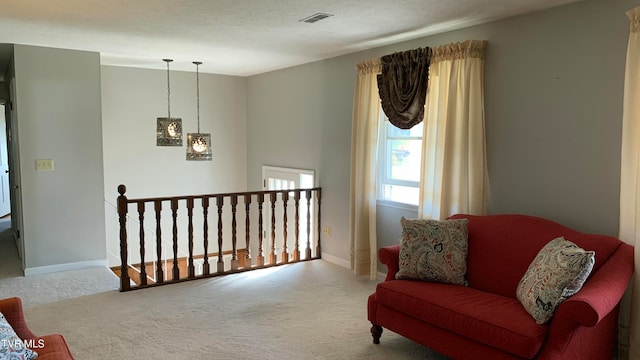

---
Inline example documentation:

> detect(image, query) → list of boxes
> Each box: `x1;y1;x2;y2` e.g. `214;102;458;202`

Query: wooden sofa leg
371;323;383;344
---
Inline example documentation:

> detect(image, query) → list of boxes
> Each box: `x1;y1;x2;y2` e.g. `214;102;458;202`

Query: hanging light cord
163;59;173;119
194;61;202;133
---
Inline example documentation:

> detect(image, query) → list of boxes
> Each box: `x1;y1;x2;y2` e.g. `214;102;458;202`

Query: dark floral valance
377;47;432;129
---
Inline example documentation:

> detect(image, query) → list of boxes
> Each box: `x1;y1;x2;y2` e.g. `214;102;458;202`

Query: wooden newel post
117;185;130;291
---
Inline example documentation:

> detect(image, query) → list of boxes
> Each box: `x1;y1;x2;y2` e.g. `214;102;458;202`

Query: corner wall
13;45;106;272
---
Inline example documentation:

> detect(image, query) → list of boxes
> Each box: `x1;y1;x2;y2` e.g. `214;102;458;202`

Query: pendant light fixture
186;61;212;161
156;58;183;146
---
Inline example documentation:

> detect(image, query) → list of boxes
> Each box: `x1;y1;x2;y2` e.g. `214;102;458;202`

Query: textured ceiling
0;0;580;76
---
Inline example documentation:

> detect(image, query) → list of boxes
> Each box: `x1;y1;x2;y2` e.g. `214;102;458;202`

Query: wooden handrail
117;184;322;291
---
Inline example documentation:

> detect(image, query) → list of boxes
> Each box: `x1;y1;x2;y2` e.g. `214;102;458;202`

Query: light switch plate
35;159;54;171
322;225;332;237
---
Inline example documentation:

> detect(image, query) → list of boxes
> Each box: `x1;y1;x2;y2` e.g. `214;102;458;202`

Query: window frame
376;112;422;209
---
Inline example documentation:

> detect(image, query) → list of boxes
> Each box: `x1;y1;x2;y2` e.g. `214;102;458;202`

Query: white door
0;105;10;217
8;78;25;267
262;166;314;263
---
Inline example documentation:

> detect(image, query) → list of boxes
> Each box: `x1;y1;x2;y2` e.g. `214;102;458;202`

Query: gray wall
247;0;636;265
13;45;106;270
482;0;628;235
101;65;247;199
100;65;248;266
247;59;356;265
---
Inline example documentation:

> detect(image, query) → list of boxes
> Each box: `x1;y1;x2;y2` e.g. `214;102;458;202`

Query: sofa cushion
517;237;595;324
0;312;38;360
449;214;620;299
396;218;469;285
375;280;547;359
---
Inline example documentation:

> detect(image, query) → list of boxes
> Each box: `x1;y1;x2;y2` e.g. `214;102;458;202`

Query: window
377;112;423;206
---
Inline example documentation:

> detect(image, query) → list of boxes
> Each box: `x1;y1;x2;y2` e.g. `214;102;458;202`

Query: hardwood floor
110;249;249;285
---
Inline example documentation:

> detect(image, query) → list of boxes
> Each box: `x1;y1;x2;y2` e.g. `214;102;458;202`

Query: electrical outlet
35;159;54;171
322;225;332;237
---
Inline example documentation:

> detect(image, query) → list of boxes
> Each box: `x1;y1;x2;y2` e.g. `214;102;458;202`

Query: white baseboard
24;258;108;276
321;253;350;269
319;253;387;280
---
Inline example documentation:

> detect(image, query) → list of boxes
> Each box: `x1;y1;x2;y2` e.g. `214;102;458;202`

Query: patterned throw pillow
396;217;469;285
0;312;38;359
516;237;595;324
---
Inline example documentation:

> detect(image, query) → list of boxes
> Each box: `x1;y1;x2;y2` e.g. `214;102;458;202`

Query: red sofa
368;214;634;360
0;297;74;359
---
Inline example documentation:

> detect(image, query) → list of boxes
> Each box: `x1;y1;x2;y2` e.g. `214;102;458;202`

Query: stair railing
106;200;197;285
117;184;322;291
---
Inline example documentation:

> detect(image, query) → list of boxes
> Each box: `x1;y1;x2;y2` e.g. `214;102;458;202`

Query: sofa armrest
0;297;37;339
553;242;634;327
379;245;400;282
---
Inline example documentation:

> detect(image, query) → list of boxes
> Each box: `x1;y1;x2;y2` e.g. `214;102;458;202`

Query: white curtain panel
618;6;640;359
419;40;488;220
349;59;381;279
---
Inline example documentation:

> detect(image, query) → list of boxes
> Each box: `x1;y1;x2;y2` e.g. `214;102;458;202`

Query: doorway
262;166;315;262
0;102;20;277
0;104;10;217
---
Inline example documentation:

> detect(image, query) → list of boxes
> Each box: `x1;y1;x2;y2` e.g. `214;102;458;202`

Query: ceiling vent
299;12;334;24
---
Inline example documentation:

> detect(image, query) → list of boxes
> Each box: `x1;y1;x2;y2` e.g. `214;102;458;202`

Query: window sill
376;199;418;212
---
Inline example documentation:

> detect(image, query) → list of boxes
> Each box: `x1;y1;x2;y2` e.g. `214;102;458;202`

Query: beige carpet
2;260;449;359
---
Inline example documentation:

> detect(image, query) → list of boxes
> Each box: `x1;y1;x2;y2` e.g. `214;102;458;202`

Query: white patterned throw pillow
396;217;469;286
516;237;595;324
0;312;38;359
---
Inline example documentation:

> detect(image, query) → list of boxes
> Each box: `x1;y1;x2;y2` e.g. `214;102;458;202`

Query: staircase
110;249;249;285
